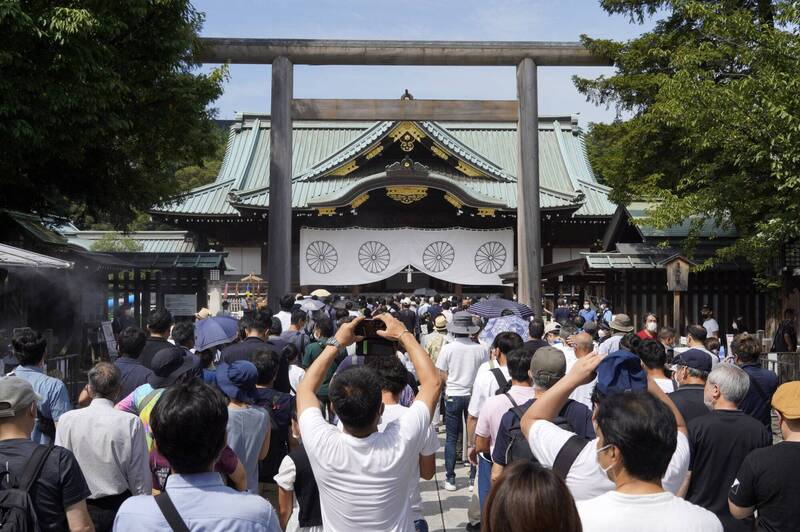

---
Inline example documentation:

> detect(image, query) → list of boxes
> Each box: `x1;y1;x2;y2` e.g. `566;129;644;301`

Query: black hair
619;332;642;353
171;321;195;347
11;328;47;366
197;348;215;370
221;300;229;309
253;348;281;385
280;294;296;312
118;326;147;359
687;324;707;342
335;308;349;321
506;348;534;382
658;326;676;341
642;312;657;324
731;333;761;363
574;315;585;328
290;309;307;326
636;339;666;370
314;317;334;338
433;294;442;303
442;300;451;310
492;331;524;357
364;355;408;395
282;343;300;363
329;366;382;431
146;307;174;334
595;392;677;482
270;317;282;336
345;301;353;310
528;318;545;340
151;381;228;474
246;310;272;333
784;308;795;318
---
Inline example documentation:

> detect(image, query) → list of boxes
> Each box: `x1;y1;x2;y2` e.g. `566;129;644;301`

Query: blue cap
216;361;259;404
596;350;647;396
672;348;712;373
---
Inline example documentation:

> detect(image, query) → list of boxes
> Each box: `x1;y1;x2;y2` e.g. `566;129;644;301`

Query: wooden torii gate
197;38;611;317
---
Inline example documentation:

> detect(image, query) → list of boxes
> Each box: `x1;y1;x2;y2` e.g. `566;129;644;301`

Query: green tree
0;1;227;228
89;233;143;252
578;0;800;284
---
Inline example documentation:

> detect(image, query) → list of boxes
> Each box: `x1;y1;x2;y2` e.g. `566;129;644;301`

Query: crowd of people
0;292;798;532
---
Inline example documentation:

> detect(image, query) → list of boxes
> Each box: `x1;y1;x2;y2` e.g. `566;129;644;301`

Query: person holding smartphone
295;314;442;532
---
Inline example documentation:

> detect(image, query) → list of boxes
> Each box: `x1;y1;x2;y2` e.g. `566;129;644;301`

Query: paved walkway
420;431;475;532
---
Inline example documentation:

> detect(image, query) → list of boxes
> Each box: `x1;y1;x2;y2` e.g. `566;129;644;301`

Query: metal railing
45;353;84;403
761;352;800;384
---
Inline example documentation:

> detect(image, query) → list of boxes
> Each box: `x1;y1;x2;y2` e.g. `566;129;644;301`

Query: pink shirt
475;385;536;454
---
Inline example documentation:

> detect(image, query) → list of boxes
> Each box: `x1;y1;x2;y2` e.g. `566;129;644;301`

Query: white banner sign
300;227;514;286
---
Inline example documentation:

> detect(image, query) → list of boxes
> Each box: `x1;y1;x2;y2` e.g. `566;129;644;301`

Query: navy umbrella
195;316;239;351
467;298;534;319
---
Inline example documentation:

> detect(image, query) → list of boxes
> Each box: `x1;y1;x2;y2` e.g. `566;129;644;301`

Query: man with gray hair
56;362;151;531
680;364;772;532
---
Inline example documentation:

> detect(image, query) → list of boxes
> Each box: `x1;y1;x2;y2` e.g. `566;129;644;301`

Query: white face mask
646;321;658;333
598;330;608;339
596;444;615;475
731;322;738;330
583;304;590;310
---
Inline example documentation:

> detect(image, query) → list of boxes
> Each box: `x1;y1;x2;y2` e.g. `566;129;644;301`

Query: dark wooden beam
197;38;611;67
517;57;542;317
267;57;293;313
291;98;519;121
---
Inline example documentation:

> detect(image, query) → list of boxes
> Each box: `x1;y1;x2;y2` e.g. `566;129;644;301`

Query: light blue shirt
579;308;597;324
113;472;281;532
12;365;71;445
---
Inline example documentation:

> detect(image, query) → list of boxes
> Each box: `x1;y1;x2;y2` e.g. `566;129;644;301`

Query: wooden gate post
267;56;293;312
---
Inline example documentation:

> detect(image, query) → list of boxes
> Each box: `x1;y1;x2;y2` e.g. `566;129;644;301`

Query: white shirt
674;346;719;366
527;420;690;501
703;318;720;337
577;491;722;532
299;401;431;532
276;311;292;334
379;404;439;521
597;334;624;355
274;456;325;532
55;397;151;498
288;365;305;395
654;378;675;394
467;361;509;417
436;338;489;397
564;350;595;409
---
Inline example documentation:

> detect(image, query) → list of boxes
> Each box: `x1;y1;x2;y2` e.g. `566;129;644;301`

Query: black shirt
0;439;91;531
668;384;710;425
222;337;290;393
687;410;772;532
522;339;548;353
738;364;779;428
114;357;153;401
138;336;171;370
397;309;418;334
729;441;800;532
770;319;797;352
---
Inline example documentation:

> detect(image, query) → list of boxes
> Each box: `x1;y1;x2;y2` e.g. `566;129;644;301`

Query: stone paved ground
420;431;474;532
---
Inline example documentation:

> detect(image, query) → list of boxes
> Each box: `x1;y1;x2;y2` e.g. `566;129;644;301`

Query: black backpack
490;368;512;395
503;400;586;477
0;445;53;531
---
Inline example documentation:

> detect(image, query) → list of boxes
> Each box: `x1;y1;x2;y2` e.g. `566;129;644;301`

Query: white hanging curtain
299;227;514;286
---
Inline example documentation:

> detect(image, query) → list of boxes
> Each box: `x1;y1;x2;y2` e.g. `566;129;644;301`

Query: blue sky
193;1;655;127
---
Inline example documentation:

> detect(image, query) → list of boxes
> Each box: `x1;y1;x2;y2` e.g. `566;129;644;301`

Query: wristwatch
325;337;342;349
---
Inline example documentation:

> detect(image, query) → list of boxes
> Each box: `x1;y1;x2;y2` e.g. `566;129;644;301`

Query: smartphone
357;337;398;356
354;319;387;338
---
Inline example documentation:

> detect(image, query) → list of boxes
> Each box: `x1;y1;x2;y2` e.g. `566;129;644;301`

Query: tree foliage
89;233;143;253
0;0;227;228
578;0;800;284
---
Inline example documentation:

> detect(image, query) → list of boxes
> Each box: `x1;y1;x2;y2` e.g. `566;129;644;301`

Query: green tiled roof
154;115;616;218
626;201;738;239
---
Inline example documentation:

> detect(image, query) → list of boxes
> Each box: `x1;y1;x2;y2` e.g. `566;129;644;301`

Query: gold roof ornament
330;160;358;176
350;193;369;209
386;186;428;205
317;207;337;216
477;208;496;217
444;193;463;209
389;121;426;153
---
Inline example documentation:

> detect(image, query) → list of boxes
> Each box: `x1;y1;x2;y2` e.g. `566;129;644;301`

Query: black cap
148;346;197;388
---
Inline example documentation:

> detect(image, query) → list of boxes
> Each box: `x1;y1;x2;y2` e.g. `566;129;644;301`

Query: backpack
0;445;53;531
490;368;512;395
503;400;584;477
